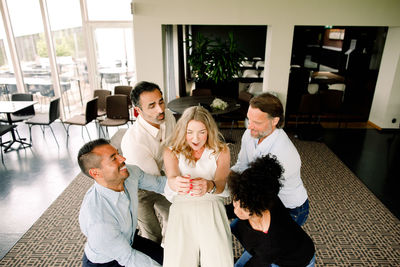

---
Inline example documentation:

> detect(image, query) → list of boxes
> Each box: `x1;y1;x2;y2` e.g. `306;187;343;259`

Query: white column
133;19;164;88
369;27;400;129
263;23;294;110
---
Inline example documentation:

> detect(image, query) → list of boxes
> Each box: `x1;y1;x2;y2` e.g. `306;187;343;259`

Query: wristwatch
209;180;216;194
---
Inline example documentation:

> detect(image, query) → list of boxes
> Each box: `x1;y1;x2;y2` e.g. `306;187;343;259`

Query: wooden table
0;101;37;152
168;96;239;115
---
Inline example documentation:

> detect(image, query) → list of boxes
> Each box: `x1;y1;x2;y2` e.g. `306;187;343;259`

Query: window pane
7;0;53;110
47;0;90;116
94;28;135;90
87;0;132;21
0;10;16;101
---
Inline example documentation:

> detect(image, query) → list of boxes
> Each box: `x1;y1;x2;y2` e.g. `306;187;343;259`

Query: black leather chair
320;89;344;127
93;89;111;117
191;88;212;96
216;91;253;142
99;95;129;137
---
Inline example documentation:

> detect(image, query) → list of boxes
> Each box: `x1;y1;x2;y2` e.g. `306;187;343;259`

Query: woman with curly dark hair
228;155;315;267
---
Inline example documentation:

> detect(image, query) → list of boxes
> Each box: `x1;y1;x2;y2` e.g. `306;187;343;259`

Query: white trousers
163;194;233;267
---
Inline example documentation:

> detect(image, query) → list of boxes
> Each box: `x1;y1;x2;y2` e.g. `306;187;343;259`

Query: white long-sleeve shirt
121;109;176;176
231;128;308;209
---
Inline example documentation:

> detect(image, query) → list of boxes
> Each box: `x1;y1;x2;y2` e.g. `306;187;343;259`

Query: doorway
287;26;388;126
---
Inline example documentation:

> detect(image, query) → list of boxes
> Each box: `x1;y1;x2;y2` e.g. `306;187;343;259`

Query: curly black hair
228;154;284;216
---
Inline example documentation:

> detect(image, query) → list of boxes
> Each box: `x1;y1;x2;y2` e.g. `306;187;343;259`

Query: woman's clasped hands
172;174;209;197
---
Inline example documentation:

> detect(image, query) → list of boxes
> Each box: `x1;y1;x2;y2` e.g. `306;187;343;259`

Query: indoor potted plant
186;32;244;98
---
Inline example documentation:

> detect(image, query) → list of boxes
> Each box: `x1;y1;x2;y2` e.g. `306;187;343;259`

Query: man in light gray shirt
230;93;309;267
78;139;166;267
232;92;309;224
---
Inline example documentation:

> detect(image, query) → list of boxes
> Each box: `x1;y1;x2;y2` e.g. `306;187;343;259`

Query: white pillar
263;24;294;110
369;27;400;129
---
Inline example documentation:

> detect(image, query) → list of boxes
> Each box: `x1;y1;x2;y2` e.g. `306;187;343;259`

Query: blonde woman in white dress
163;106;233;267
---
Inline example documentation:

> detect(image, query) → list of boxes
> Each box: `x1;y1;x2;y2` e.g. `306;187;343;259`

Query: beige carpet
1;129;399;266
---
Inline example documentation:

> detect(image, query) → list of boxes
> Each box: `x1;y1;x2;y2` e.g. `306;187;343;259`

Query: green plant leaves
186;32;244;84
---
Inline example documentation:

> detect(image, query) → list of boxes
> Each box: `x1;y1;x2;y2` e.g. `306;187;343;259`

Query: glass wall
0;0;135;117
7;0;51;109
47;0;89;115
94;28;135;90
0;11;15;101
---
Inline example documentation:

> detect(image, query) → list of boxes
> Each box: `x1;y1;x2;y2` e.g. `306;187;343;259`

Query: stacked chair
114;85;134;122
63;97;98;145
99;94;130;137
93;89;111;117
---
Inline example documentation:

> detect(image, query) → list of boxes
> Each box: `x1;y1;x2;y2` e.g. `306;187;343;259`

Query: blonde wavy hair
168;106;227;165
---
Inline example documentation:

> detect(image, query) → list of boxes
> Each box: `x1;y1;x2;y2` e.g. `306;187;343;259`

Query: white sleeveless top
164;147;230;202
178;147;217;181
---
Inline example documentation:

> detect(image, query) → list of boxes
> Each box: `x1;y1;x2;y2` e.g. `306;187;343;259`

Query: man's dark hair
250;93;285;128
130;81;162;108
228;154;283;216
77;138;110;178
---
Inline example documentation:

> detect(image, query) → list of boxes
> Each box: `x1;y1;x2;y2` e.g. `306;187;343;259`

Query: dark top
232;198;315;267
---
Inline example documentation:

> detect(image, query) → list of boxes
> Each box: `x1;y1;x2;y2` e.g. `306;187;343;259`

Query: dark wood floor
321;127;400;219
0;119;398;260
286;124;400;220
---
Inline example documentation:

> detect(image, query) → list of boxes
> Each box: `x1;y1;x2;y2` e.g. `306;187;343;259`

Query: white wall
133;0;400;128
369;27;400;129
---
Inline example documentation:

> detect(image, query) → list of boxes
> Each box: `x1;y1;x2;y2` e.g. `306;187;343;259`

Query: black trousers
82;232;163;267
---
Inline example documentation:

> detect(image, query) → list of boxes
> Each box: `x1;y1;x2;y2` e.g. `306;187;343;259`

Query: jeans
270;254;315;267
235;252;315;267
288;199;309;226
82;231;163;267
234;249;252;267
232;199;310;267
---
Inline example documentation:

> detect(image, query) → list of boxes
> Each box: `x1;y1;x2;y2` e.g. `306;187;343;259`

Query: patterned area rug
1;129;399;266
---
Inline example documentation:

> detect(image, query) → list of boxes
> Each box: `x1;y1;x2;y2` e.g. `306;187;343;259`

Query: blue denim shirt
79;165;166;267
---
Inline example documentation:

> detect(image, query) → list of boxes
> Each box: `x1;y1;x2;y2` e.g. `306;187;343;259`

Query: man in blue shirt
78;139;166;267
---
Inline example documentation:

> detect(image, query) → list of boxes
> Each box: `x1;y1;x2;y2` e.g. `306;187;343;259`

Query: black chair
295;93;323;141
320;89;344;127
64;98;98;144
25;98;61;146
217;91;252;142
0;93;35;123
93;89;111;117
0;124;16;164
99;95;129;137
295;93;321;127
114;85;134;122
114;85;133;105
191;88;212;96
